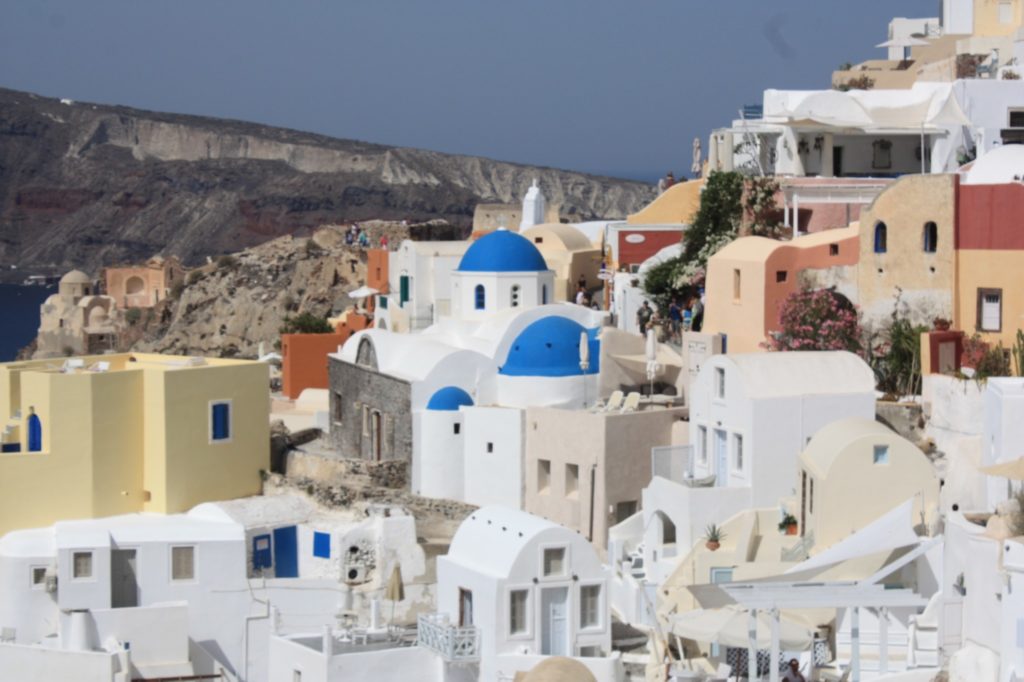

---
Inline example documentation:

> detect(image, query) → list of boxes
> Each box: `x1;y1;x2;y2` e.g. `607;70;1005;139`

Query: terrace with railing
416;613;480;663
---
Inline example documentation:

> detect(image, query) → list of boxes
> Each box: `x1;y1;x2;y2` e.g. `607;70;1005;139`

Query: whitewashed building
688;351;877;507
982;377;1024;508
376;240;470;332
436;507;622;682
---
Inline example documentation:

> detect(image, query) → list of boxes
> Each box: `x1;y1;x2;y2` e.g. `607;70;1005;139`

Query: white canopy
671;605;813;650
876;37;929;48
348;285;379;299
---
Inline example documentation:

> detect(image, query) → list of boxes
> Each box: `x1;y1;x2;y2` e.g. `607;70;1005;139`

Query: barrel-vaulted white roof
445;506;604;580
718;351;875;399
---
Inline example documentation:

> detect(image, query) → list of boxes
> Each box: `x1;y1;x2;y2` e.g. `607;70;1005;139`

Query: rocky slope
0;87;654;278
131;221;430;358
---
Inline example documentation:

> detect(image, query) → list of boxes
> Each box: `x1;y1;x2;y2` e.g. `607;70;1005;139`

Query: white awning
671;605;814;650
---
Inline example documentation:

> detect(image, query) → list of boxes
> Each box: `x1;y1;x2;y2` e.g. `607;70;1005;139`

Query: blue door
272;526;298;578
27;413;42;452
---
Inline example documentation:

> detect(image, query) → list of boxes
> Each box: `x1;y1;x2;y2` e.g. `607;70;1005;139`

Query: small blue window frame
313;532;331;559
474;284;486;310
874;222;888;254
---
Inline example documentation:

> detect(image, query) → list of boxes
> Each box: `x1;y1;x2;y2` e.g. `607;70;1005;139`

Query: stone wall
328;357;412;462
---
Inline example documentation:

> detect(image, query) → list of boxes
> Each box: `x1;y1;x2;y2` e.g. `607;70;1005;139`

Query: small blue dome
500;317;600;377
457;230;548;273
426;386;475;411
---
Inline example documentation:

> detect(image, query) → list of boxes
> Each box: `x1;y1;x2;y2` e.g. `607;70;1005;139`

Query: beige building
856;174;957;330
521;223;603;301
35;271;121;358
104;255;185;308
524;404;687;551
798;418;940;549
472;203;561;235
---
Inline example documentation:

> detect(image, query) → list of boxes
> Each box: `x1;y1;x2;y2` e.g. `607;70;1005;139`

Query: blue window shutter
212;403;230;440
475;285;486;310
313;532;331;558
27;414;42;452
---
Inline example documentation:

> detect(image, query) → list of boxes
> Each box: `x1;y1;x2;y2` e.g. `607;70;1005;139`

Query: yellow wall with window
0;354;269;535
973;0;1024;36
955;249;1024;349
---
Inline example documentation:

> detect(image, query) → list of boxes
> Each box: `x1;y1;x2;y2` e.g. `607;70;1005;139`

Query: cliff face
0;88;654;276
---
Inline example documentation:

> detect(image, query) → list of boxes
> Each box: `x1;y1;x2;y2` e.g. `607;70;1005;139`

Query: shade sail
876;37;929;48
980;457;1024;481
348;286;379;299
671;605;813;650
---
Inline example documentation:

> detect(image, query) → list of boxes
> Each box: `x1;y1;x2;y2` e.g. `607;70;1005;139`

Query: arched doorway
27;409;42;452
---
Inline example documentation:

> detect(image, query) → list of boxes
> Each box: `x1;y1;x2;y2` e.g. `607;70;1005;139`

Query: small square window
486;442;494;454
873;445;890;465
829;244;839;256
73;552;93;579
775;270;788;283
543;548;566;577
31;567;47;588
313;532;331;559
211;401;231;442
171;546;195;581
453;423;461;435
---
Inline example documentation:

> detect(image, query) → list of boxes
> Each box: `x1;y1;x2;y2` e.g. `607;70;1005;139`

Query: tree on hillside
643;171;744;306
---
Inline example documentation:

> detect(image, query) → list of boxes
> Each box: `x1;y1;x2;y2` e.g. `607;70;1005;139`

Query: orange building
281;313;372;399
104;256;186;308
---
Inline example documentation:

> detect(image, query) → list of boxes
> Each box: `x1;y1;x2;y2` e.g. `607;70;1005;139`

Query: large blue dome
500;317;600;377
426;386;475;411
457;230;549;273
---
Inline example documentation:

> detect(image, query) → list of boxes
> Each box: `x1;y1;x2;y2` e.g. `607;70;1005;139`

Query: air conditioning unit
343;563;369;585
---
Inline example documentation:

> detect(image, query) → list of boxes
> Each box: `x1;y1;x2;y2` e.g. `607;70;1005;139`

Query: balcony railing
417;614;479;663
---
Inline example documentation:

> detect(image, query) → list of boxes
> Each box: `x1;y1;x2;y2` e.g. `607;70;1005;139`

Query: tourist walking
668;299;682;343
689;294;704;332
636;300;653;334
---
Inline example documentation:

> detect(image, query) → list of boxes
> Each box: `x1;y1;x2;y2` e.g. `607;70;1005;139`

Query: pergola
685;537;938;681
780;180;890;240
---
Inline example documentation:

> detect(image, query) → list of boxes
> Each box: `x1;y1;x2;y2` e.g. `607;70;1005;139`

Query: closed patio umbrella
386;564;405;623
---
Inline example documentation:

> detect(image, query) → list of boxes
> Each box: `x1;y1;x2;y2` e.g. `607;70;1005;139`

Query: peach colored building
104;256;185;309
703;227;860;354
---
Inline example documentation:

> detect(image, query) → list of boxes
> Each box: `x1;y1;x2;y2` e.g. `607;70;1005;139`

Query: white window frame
578;582;604;631
539;544;570;580
208;399;234;445
170;545;197;583
71;551;94;582
999;0;1013;24
733;433;744;473
506;585;533;639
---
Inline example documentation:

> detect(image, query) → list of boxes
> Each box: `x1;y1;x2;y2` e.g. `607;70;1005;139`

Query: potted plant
932;317;951;332
704;524;725;551
779;513;798;535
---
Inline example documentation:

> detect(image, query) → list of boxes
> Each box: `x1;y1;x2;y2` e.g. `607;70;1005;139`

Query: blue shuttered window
211;402;230;441
313;532;331;558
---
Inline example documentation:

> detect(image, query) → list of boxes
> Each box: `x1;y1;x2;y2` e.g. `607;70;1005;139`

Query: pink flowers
766;288;863;353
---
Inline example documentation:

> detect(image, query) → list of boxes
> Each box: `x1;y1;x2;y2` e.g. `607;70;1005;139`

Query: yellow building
0;353;269;534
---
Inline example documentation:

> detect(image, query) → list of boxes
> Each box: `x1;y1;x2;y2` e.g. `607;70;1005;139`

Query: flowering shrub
767;288;863;353
960;334;990;369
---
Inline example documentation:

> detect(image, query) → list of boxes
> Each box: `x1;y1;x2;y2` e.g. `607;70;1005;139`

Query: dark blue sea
0;284;55;361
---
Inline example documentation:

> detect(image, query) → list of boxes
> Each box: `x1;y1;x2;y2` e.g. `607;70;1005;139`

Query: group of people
656;171;676;194
344;223;390;250
635;292;704;343
575;274;600;309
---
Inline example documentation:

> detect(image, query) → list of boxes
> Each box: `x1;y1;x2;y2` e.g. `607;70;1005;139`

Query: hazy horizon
1;1;933;182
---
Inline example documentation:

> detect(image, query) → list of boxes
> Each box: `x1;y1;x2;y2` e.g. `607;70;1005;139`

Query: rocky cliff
0;87;654;277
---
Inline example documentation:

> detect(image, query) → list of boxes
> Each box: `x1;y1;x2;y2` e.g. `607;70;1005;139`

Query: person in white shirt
782;658;807;682
575;286;586;306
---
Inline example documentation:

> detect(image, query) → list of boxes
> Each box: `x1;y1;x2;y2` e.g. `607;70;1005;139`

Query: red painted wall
957;183;1024;250
618;229;683;267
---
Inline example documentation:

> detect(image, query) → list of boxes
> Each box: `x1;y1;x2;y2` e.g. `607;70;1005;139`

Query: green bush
280;312;333;335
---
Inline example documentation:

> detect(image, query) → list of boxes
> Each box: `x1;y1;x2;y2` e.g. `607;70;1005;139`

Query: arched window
474;284;486;310
923;221;938;253
541;285;548;305
27;409;42;453
874;221;888;254
511;284;520;307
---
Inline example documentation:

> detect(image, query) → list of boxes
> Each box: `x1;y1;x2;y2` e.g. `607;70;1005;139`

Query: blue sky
0;0;932;181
